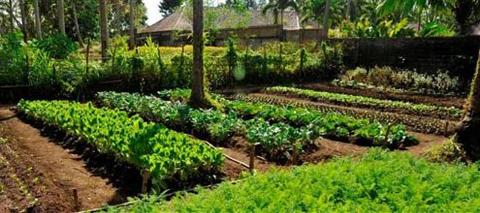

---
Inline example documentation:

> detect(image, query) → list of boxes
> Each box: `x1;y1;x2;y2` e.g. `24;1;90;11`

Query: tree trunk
19;0;29;41
34;0;42;39
273;9;279;25
72;1;84;47
323;0;330;38
8;0;14;32
280;10;284;27
454;50;480;160
57;0;65;34
99;0;109;62
189;0;212;108
346;0;351;20
129;0;136;50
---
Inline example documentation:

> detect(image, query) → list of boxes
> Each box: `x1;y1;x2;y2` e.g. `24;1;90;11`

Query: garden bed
301;82;466;108
237;93;456;135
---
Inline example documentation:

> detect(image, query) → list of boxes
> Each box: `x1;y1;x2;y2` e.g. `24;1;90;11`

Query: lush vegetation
108;149;480;212
17;100;224;189
0;33;343;96
97;91;315;161
265;86;462;119
237;93;450;135
333;66;464;96
157;89;418;148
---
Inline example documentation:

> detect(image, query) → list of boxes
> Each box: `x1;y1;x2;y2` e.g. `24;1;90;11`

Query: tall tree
71;0;84;46
454;50;480;160
189;0;213;108
323;0;330;37
262;0;298;26
34;0;42;39
99;0;108;62
129;0;136;50
57;0;66;34
159;0;184;16
19;0;29;41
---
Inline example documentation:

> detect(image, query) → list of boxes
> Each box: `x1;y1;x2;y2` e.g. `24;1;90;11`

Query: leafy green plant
265;86;463;119
17;100;224;190
109;149;480;212
156;89;418;148
32;34;78;59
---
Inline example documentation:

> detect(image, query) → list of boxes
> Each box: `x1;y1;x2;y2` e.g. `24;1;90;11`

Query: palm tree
302;0;336;39
99;0;109;62
262;0;299;26
454;50;480;160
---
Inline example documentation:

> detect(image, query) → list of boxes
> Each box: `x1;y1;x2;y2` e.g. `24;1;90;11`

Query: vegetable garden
1;30;479;213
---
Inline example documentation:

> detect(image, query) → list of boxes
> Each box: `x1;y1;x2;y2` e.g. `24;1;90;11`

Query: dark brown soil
0;107;125;211
301;82;466;109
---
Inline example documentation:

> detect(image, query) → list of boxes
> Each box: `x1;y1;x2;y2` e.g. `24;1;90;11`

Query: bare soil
0;107;125;212
300;83;466;109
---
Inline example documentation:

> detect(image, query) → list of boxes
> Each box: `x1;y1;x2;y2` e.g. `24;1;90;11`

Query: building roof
140;8;305;33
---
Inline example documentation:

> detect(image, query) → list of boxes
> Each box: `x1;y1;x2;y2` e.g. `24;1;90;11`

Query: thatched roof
140;8;305;33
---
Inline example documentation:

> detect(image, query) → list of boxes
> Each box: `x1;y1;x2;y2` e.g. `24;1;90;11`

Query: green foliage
32;34;78;59
110;149;480;212
334;66;463;96
340;18;415;38
157;89;418;148
0;32;28;85
266;86;463;119
97;91;313;160
17;100;224;189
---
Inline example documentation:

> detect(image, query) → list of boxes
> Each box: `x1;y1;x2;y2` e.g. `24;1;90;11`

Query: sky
144;0;226;26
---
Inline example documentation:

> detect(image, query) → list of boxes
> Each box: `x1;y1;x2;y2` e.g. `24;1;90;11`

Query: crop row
17;100;224;189
110;149;480;212
238;93;452;135
96;92;314;162
265;86;463;119
156;89;419;148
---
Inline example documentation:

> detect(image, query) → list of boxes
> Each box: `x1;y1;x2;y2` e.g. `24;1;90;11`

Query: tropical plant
262;0;299;25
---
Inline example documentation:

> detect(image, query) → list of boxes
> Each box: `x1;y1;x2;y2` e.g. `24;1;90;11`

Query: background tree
99;0;108;62
129;0;136;50
262;0;298;26
454;50;480;160
34;0;42;39
57;0;65;34
159;0;185;16
454;0;480;35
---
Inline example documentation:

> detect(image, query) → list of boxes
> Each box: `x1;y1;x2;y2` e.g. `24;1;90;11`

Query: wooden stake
291;143;298;165
444;121;450;136
249;144;255;173
72;188;80;211
141;169;150;193
384;124;392;146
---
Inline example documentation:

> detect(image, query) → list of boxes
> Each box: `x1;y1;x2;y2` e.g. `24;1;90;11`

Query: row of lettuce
265;86;463;119
16;100;224;190
97;90;418;155
0;33;343;96
107;149;480;212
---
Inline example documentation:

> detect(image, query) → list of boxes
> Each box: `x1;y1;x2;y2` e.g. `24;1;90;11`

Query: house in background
137;7;324;46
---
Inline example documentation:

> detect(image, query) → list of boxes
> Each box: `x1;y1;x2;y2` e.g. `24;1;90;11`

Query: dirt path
0;107;125;211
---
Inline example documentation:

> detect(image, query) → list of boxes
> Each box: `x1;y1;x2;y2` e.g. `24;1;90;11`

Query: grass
106;149;480;212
